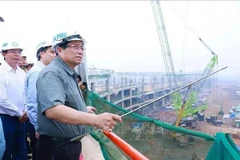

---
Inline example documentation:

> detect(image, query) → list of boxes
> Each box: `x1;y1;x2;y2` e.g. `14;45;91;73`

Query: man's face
40;47;56;65
78;80;83;87
80;85;86;91
2;49;22;65
57;40;84;68
19;56;27;67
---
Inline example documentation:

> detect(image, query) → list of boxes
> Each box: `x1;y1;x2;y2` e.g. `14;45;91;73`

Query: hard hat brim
1;48;24;53
67;38;83;42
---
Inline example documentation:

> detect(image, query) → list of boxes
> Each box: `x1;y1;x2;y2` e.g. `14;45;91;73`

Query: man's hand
35;132;39;139
86;106;97;114
93;113;122;131
18;112;28;123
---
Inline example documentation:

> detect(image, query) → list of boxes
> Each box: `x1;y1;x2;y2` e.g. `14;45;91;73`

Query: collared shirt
25;61;46;131
37;57;87;139
0;61;26;117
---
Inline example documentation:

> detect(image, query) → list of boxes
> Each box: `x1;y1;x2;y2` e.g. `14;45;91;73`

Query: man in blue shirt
25;41;56;160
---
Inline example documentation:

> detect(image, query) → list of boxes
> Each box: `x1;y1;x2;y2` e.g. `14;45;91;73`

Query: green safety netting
206;133;240;160
85;90;240;160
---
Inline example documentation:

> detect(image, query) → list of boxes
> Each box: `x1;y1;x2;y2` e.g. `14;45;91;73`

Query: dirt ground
199;81;240;146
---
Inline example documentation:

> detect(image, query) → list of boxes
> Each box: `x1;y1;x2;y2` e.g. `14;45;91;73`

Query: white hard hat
1;41;24;52
36;41;52;59
51;30;84;49
36;41;52;51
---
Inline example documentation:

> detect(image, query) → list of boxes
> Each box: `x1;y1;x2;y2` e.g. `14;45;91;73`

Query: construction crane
147;2;218;125
172;38;218;122
151;0;178;88
151;1;218;126
192;38;218;93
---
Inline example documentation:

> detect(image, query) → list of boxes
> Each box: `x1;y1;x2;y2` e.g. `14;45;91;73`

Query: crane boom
191;37;218;93
151;0;177;88
193;55;218;93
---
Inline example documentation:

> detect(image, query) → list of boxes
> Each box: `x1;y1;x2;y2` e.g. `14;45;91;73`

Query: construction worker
19;55;27;71
36;31;122;160
25;63;34;72
25;41;56;160
80;82;91;106
76;74;83;87
0;41;28;160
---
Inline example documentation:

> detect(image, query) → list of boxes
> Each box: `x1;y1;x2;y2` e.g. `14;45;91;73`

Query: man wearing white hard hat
36;31;122;160
25;41;56;160
0;41;28;160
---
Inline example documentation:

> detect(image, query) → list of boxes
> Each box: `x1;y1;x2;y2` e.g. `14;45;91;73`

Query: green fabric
87;90;239;160
82;89;91;106
206;133;240;160
90;130;129;160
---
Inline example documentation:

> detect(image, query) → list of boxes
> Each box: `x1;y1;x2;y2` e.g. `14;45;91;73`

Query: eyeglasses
67;44;85;51
7;50;22;54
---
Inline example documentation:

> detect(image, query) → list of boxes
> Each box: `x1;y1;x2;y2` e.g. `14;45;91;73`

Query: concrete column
162;91;165;106
113;77;115;88
107;94;110;102
121;77;124;87
91;82;96;92
122;101;124;108
130;88;133;106
125;77;128;86
155;76;158;89
106;76;110;92
121;90;124;99
154;76;157;91
153;76;156;109
153;93;156;109
162;76;164;88
142;77;145;92
129;79;133;87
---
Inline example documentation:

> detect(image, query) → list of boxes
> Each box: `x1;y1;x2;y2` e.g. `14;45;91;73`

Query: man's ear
40;51;44;58
56;47;62;56
1;52;6;58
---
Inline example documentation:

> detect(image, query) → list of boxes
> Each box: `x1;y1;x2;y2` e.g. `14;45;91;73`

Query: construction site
1;1;239;160
79;1;240;159
76;73;240;160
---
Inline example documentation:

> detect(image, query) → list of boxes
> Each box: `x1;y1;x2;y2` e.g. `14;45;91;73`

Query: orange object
103;131;149;160
79;153;84;160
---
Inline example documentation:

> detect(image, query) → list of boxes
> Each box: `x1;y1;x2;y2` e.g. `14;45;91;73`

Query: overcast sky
0;1;239;78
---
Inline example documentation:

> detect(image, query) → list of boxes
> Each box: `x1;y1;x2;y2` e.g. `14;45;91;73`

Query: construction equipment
175;86;191;127
171;29;218;119
151;0;178;88
151;0;218;122
206;115;223;126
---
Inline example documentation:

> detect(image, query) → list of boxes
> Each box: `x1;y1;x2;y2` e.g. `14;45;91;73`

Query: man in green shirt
36;31;122;160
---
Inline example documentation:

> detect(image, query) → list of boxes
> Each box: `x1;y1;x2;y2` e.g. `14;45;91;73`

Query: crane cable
181;2;190;73
167;3;199;39
167;3;219;114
